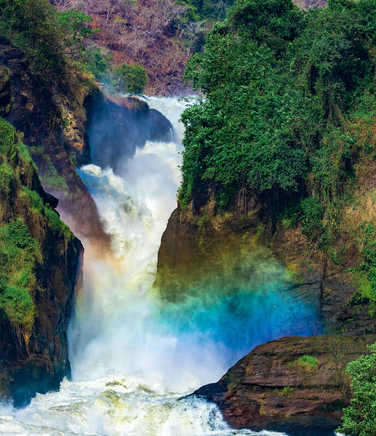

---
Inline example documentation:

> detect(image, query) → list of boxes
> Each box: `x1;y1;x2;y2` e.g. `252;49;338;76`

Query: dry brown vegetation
52;0;193;95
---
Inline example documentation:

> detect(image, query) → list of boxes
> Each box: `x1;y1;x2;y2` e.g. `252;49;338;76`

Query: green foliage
339;343;376;436
180;0;376;224
112;63;148;94
0;119;74;329
359;223;376;302
300;197;324;242
0;219;40;329
3;220;40;252
0;0;95;84
44;205;72;240
0;117;18;154
56;8;94;46
85;46;113;81
0;281;34;328
297;354;318;369
279;386;294;397
178;0;233;21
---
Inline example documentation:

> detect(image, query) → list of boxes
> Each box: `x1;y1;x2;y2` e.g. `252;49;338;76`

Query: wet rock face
157;187;376;431
0;121;83;407
1;234;82;407
155;189;264;299
194;335;375;436
85;91;173;173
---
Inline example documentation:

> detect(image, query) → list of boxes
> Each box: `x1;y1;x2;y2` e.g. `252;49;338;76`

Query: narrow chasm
0;95;322;435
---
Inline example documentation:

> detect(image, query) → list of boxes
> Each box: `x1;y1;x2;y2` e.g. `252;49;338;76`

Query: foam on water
0;96;319;435
0;376;285;435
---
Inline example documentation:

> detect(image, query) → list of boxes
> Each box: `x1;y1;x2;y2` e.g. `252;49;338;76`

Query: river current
0;97;321;435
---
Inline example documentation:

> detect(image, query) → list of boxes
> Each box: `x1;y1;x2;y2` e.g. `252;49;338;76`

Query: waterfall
0;96;320;435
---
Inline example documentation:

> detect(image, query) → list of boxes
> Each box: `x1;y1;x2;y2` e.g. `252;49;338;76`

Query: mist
69;96;321;394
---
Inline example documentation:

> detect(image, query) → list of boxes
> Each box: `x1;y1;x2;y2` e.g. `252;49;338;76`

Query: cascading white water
0;96;321;435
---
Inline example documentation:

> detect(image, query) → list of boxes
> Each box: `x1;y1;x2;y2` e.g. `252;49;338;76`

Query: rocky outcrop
157;177;376;430
0;119;82;406
0;37;172;250
0;35;110;247
194;335;375;436
156;180;375;334
156;190;266;299
85;91;173;173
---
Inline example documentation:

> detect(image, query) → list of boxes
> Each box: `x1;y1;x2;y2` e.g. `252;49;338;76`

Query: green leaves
339;343;376;436
57;8;94;44
0;0;97;86
112;63;148;95
0;219;39;329
180;0;376;219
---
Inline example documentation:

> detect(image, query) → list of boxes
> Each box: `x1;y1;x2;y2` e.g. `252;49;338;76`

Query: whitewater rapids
0;96;319;435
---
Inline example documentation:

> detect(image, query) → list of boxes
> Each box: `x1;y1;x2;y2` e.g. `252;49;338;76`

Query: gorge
0;94;321;435
1;0;376;435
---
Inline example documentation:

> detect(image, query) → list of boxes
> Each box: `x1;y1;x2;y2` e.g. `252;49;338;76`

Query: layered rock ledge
194;335;375;436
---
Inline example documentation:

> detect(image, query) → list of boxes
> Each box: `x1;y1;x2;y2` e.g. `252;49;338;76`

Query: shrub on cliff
112;63;148;95
0;220;40;330
179;0;233;21
339;343;376;436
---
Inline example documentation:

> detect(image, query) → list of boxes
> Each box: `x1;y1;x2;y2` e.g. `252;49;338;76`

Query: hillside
52;0;327;95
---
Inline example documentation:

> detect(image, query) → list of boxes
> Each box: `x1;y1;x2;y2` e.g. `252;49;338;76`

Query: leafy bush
179;0;233;21
297;354;318;369
300;197;324;242
112;63;148;94
0;117;18;154
279;386;294;397
85;46;113;81
359;223;376;302
339;343;376;436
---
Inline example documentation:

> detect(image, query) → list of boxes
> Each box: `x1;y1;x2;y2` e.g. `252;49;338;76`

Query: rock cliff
156;148;376;432
0;35;110;247
0;118;82;406
194;335;375;436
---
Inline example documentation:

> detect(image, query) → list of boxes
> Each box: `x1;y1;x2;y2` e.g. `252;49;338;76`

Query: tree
113;63;148;94
339;343;376;436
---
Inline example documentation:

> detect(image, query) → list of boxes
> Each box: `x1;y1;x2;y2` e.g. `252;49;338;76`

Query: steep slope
52;0;193;95
0;118;82;407
0;35;111;247
52;0;327;95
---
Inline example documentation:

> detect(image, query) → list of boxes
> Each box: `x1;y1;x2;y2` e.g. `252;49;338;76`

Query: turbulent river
0;97;321;436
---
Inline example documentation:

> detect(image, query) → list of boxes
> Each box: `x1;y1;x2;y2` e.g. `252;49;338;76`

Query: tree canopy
180;0;376;218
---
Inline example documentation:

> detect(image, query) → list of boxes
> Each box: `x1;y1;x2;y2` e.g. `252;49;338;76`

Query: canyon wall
0;35;110;247
0;119;82;406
